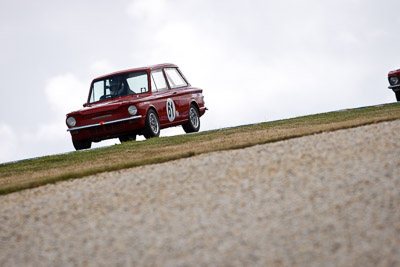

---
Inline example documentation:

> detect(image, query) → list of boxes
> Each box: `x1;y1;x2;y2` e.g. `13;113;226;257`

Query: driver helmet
109;78;121;92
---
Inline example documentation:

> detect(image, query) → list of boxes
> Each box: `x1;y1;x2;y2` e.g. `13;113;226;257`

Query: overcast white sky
0;0;399;163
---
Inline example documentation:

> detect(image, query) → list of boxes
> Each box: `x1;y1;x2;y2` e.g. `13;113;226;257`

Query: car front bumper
67;115;142;131
68;115;144;142
388;84;400;91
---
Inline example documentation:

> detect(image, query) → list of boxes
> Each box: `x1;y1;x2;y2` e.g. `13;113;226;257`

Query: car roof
93;63;178;80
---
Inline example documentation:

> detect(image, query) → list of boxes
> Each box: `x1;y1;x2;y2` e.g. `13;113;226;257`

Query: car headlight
66;117;76;127
389;76;399;85
128;105;137;116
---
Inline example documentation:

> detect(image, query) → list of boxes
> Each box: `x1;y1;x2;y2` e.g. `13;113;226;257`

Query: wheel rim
189;107;199;128
149;113;159;134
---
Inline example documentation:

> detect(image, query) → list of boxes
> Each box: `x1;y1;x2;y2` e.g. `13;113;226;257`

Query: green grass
1;103;400;195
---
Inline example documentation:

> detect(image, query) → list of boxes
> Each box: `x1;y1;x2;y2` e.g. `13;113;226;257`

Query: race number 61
166;98;176;122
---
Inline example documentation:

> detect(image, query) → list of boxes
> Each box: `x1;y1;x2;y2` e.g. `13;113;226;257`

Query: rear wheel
143;109;160;139
395;91;400;102
182;104;200;133
73;139;91;150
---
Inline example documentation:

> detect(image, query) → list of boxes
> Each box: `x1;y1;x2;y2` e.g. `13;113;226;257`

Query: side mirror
83;103;87;108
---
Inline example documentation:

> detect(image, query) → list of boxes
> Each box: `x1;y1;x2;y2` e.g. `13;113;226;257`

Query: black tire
395;91;400;102
143;109;160;139
119;134;136;143
73;139;91;150
182;104;200;133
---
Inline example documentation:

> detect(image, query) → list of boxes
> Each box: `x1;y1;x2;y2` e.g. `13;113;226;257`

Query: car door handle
173;92;177;94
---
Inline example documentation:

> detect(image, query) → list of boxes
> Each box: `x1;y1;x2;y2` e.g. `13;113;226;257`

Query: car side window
151;70;168;91
165;68;187;88
126;71;149;94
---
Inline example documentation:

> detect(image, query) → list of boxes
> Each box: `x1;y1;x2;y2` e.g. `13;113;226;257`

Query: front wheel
182;104;200;133
73;139;91;150
143;109;160;139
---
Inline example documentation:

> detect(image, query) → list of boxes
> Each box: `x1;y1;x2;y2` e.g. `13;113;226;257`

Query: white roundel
166;98;176;122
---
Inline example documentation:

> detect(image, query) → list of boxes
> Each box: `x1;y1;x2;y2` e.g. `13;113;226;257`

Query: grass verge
1;102;400;195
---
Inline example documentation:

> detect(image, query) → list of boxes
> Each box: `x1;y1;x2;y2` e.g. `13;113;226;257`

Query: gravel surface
1;120;400;266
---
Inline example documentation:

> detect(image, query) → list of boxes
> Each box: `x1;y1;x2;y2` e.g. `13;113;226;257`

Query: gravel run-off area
1;120;400;266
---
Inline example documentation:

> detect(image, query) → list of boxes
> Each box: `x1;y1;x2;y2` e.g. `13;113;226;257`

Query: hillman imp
66;63;207;150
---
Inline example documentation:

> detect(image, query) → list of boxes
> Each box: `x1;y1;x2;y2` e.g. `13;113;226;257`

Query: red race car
388;68;400;101
66;63;207;150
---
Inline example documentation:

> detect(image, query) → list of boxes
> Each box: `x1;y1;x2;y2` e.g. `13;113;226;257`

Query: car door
150;69;177;126
164;67;190;123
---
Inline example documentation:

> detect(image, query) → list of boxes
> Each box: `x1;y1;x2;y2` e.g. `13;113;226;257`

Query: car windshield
88;71;149;103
